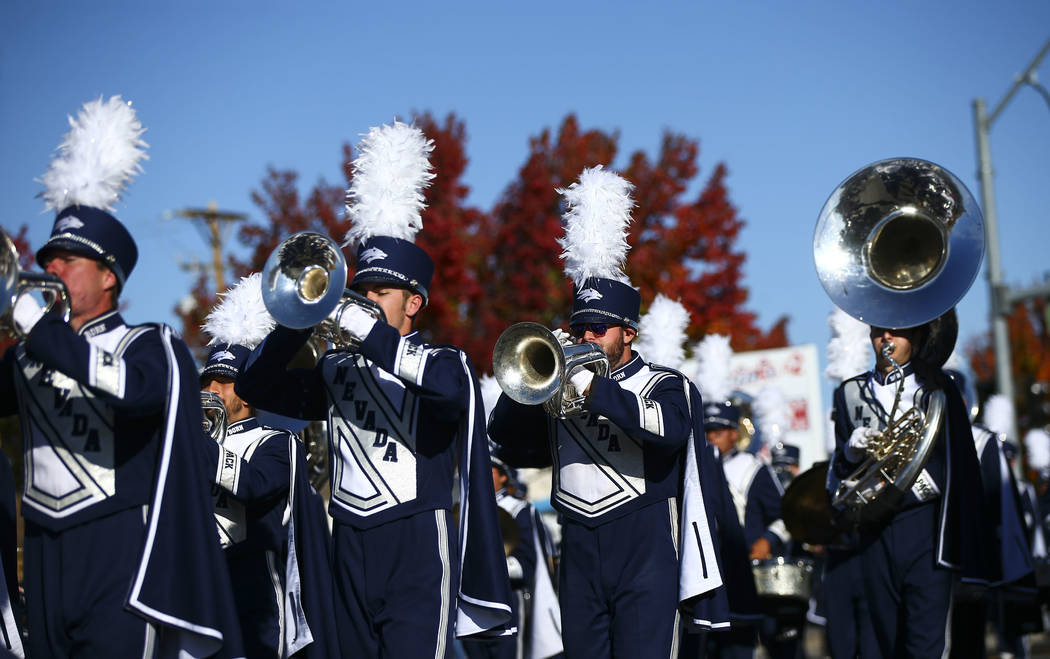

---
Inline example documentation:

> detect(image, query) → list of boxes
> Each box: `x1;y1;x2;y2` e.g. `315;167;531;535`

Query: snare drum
752;557;814;618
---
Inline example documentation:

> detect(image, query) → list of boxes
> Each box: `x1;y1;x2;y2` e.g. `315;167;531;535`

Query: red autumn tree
968;294;1050;431
175;112;790;374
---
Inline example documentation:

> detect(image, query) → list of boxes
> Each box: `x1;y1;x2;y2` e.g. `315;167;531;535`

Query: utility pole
173;201;247;293
973;37;1050;441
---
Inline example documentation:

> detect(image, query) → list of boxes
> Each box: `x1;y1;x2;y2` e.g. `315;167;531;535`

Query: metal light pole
972;38;1050;440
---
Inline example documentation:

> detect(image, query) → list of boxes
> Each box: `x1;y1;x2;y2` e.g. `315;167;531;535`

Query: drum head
781;461;840;545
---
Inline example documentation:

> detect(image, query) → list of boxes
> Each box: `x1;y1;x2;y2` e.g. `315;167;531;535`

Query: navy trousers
560;499;680;658
24;507;155;658
859;504;953;657
824;547;875;659
227;550;283;658
333;509;459;658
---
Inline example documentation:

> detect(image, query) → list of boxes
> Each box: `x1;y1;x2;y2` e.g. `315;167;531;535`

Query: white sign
729;344;825;471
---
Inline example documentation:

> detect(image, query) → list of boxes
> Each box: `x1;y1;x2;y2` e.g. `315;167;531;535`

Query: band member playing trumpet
489;167;727;657
0;97;242;657
199;273;337;658
237;122;513;656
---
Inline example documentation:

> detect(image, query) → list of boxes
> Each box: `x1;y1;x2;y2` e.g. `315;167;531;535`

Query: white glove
551;328;574;346
845;426;880;463
568;366;595;397
335;303;378;343
13;294;44;336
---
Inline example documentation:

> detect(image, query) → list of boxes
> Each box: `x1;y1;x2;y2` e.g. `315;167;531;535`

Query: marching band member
703;400;788;659
199;273;338;658
0;97;242;657
954;390;1039;657
237;122;513;656
769;443;801;490
489;169;728;657
827;315;992;657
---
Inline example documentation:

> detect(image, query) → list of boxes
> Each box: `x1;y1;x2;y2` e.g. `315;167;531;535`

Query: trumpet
0;229;70;339
492;322;609;418
260;231;385;349
201;391;228;444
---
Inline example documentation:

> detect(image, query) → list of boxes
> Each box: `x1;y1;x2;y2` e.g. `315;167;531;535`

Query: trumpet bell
492;322;609;418
0;229;70;338
261;232;348;330
813;158;984;329
493;322;565;406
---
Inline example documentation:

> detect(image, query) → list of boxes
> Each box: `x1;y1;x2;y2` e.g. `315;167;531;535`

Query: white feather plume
694;334;734;403
1025;428;1050;472
983;394;1015;440
39;95;148;213
478;374;504;419
635;295;691;369
825;307;871;383
202;273;274;349
557;165;635;287
754;385;790;444
343;121;434;246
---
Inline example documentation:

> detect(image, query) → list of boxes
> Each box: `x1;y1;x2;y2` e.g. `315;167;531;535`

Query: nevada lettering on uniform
325;353;418;515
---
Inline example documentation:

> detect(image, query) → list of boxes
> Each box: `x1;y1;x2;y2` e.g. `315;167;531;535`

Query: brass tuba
260;231;385;348
492;322;609;418
812;158;984;514
0;229;70;338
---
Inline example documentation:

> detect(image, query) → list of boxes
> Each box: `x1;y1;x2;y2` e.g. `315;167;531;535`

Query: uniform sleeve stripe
639;397;664;436
218;448;241;495
395;338;427;386
768;519;789;543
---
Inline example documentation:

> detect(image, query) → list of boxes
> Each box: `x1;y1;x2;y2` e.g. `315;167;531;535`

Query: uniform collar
227;417;260;435
78;309;123;337
610;352;644;382
403;329;423;345
719;447;739;462
871;361;914;386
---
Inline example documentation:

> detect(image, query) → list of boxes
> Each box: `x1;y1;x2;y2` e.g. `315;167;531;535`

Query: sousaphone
812;158;984;518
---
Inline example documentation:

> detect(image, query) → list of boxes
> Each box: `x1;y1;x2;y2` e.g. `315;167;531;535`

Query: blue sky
3;3;1049;411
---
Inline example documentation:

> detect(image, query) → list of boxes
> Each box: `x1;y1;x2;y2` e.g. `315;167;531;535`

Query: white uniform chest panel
849;374;921;431
552;368;665;518
323;353;419;516
214;427;272;548
723;452;762;527
17;328;131;518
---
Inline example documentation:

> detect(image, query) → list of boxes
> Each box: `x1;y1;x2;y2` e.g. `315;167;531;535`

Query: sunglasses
570;323;619;339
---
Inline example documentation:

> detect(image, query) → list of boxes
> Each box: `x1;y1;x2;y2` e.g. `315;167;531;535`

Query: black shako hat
570;277;641;330
37;205;138;287
703;401;741;431
350;235;434;306
200;343;253;382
